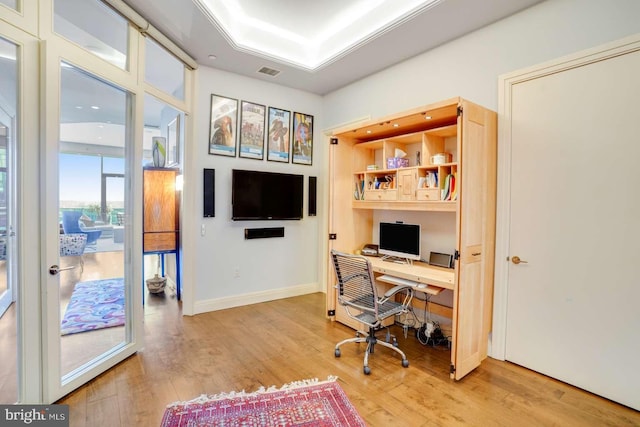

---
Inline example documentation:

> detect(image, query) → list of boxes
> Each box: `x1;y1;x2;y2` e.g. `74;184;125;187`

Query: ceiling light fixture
208;54;217;60
91;106;100;110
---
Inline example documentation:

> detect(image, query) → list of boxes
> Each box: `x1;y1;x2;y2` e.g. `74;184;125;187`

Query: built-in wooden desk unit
326;97;497;380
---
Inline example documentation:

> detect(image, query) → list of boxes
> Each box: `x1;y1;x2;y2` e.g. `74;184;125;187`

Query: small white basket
146;274;167;293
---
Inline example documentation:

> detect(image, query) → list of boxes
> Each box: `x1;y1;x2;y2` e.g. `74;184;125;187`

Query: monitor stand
380;255;413;265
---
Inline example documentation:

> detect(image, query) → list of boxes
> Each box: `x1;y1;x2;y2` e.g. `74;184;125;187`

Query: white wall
188;0;640;313
191;67;324;313
323;0;640;127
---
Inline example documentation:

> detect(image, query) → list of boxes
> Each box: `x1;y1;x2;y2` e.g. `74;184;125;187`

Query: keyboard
377;274;421;288
377;274;443;295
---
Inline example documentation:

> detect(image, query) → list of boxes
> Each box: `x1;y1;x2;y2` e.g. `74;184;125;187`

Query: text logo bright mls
1;405;69;426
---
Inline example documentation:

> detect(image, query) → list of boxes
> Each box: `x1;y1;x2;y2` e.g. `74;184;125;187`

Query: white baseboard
193;282;322;314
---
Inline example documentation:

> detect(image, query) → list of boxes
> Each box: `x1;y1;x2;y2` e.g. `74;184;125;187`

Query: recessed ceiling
195;0;442;71
123;0;545;94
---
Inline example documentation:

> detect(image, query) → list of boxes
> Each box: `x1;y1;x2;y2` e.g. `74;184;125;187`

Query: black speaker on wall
203;168;215;217
308;176;317;216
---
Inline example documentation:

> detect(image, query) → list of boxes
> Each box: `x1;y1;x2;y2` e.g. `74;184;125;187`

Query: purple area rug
61;278;125;335
161;377;367;427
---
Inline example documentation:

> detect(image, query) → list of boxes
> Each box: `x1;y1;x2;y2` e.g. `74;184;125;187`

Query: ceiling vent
257;66;281;77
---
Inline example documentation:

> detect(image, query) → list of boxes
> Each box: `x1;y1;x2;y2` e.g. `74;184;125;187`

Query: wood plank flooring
57;292;640;426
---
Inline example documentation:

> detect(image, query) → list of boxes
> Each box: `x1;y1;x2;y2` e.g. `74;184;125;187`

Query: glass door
0;35;17;404
43;58;139;401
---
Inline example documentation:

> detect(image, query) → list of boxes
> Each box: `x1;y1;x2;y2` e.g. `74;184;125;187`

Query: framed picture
292;112;313;165
209;94;238;157
166;114;180;166
267;107;291;163
239;101;266;160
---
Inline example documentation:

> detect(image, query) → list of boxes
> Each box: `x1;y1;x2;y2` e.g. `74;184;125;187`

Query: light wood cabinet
143;168;179;252
326;97;497;379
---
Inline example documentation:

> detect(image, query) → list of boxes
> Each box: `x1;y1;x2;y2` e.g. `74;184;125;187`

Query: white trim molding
193;283;322;314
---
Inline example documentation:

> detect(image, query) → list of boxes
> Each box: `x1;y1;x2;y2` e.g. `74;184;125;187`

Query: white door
42;55;140;402
503;42;640;410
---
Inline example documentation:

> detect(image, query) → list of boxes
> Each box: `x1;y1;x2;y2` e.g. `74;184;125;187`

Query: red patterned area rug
161;376;366;427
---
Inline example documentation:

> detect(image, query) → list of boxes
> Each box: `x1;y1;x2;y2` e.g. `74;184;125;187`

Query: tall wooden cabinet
143;167;181;298
326;97;497;379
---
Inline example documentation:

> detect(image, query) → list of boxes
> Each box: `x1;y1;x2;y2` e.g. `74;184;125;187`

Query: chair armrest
383;285;413;298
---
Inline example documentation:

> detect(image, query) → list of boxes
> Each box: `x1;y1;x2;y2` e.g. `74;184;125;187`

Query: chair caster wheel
334;349;341;358
363;366;371;375
402;359;409;368
392;340;399;347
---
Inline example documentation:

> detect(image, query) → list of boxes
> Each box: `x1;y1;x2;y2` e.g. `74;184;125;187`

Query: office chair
330;250;414;375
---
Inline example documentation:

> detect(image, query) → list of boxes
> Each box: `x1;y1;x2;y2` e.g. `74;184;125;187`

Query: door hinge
329;233;337;240
328;309;336;316
330;137;338;145
450;364;456;374
457;106;463;117
454;250;460;260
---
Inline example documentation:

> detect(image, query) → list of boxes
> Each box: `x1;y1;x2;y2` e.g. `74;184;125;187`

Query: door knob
511;256;528;265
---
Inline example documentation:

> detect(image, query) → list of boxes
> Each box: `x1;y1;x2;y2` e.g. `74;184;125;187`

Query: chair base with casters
330;250;414;375
335;323;409;375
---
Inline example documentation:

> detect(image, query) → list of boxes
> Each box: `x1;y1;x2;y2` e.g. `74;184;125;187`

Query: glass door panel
0;35;17;404
58;63;128;378
0;0;17;11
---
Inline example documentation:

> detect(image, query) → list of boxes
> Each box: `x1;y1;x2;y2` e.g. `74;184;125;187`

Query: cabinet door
143;169;178;251
396;168;416;201
451;101;497;380
327;137;375;328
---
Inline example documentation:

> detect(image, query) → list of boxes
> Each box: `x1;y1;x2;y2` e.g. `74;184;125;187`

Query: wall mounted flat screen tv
232;169;303;220
379;222;421;261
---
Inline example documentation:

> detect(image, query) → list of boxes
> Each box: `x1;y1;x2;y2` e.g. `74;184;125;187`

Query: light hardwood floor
56;292;639;426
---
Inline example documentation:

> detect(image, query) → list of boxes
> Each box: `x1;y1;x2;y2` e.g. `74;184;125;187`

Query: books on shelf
354;179;365;200
426;171;438;188
441;173;456;201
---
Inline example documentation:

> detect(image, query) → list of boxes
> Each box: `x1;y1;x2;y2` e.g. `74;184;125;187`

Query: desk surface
367;256;455;290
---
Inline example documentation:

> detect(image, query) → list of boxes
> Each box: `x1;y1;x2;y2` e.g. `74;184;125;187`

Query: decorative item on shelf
152;137;167;167
430;152;452;165
387;147;409;169
366;164;379;170
146;273;166;294
387;157;409;169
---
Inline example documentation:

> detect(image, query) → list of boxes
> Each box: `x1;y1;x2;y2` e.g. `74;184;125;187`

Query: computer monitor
378;222;421;262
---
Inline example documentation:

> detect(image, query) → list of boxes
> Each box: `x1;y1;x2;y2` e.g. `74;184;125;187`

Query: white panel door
505;46;640;410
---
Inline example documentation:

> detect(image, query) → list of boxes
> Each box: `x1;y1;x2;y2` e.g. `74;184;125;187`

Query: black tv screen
232;169;304;220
